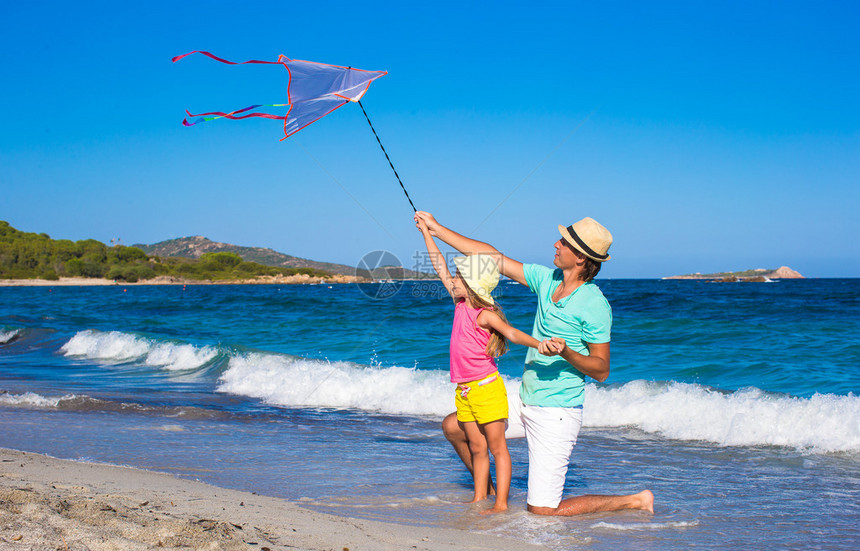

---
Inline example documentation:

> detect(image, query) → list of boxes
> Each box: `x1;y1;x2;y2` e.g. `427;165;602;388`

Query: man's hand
538;338;566;356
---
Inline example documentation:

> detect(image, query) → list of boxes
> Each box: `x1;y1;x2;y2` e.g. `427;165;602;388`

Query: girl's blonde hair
464;283;508;358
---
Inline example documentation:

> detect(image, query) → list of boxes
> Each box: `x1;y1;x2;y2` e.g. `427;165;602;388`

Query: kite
173;51;416;211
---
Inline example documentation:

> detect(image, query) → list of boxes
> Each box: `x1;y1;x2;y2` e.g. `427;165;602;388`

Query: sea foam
590;520;701;531
585;380;860;453
61;330;217;371
56;330;860;453
0;329;20;344
218;354;860;453
0;391;76;408
218;353;462;416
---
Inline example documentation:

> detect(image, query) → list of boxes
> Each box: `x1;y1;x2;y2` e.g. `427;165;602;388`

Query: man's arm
541;339;610;382
414;211;526;286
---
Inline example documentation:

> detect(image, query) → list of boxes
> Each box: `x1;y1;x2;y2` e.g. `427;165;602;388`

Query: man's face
553;238;585;269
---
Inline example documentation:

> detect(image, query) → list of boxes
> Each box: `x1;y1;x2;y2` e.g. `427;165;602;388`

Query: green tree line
0;221;331;282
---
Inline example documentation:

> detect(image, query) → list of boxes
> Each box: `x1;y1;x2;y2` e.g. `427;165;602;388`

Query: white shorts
505;394;583;508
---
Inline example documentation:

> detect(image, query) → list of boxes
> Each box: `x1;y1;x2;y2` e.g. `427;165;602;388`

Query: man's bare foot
468;494;488;504
479;503;508;515
635;490;655;513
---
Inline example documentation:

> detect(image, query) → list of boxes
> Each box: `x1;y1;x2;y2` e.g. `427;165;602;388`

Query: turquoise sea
1;278;858;550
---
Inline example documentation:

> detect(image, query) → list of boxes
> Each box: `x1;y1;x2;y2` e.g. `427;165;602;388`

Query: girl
416;215;543;514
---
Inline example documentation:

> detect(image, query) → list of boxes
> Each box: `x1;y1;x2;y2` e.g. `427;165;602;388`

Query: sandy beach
0;448;541;551
0;278;123;287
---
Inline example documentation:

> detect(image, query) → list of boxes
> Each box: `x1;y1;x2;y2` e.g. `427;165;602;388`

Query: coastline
0;275;366;287
0;447;540;551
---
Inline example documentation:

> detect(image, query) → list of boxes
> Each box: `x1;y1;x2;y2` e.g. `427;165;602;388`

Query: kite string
358;100;417;213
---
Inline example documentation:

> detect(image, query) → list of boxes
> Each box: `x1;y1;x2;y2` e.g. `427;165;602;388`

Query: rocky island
664;266;804;282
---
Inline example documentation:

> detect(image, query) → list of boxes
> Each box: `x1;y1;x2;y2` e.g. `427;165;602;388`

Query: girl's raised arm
415;215;455;298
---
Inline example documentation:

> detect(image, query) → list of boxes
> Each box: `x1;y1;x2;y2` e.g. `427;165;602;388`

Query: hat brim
558;225;611;262
453;272;496;304
452;256;498;304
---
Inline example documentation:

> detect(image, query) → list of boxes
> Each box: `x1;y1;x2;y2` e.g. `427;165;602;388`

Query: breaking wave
51;331;860;454
0;391;76;408
217;352;466;416
0;390;229;419
218;353;860;453
584;380;860;453
60;330;218;371
0;328;20;344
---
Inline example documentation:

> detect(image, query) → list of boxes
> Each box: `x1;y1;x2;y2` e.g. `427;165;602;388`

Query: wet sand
0;448;540;551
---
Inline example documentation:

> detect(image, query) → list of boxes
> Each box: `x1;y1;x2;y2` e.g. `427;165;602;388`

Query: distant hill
133;236;432;280
0;221;331;283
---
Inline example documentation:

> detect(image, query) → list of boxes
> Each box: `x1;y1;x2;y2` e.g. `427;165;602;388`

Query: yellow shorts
455;372;508;425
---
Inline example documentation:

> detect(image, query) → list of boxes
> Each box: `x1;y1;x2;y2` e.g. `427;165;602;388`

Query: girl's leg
462;421;490;502
480;419;511;514
442;413;495;495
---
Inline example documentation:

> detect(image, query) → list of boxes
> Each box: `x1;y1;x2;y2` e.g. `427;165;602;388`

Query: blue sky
2;1;858;278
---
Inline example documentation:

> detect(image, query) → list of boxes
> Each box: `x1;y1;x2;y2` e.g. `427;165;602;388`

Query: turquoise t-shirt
520;264;612;408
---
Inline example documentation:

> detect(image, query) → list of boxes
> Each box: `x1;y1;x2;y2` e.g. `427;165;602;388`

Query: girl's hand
538;338;566;356
414;211;440;235
538;339;557;356
414;213;430;234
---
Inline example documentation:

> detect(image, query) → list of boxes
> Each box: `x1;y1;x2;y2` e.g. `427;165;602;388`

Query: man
414;211;653;516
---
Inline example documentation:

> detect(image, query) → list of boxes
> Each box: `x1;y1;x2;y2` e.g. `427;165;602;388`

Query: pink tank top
449;301;497;383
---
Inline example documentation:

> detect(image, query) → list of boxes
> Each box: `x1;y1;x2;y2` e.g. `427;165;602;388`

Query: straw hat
558;217;613;262
453;254;500;304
